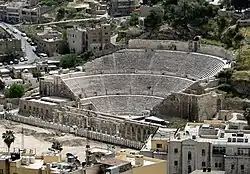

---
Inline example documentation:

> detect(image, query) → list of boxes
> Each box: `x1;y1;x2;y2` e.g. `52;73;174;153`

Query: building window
93;39;96;42
0;169;3;174
215;163;218;168
241;165;244;171
73;40;75;43
219;163;222;168
105;32;108;35
188;151;192;160
174;148;178;153
24;105;26;110
188;165;192;173
231;164;234;170
202;149;205;156
202;162;206;167
156;144;162;148
174;161;178;166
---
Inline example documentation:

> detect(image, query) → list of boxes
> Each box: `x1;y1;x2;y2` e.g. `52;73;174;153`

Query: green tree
4;84;24;98
144;8;164;31
59;54;77;69
129;13;139;26
217;68;234;83
51;140;63;152
2;130;15;153
56;8;65;21
32;70;42;78
217;17;229;37
58;41;70;55
233;32;244;48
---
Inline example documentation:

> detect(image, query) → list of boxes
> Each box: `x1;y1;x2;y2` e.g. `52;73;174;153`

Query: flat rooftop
30;99;58;106
191;170;225;174
41;96;70;104
171;123;250;146
12;64;36;70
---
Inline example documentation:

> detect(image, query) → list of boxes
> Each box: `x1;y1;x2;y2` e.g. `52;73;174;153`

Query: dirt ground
0;120;125;161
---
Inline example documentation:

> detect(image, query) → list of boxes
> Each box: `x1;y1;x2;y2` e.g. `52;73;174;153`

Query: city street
0;22;39;64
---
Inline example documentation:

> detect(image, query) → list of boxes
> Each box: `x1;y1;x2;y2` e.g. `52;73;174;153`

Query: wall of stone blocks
5;112;144;149
19;98;58;121
152;93;199;121
128;39;235;60
197;93;218;121
152;92;220;122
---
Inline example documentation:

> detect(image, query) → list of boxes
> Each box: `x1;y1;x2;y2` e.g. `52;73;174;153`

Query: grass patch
231;70;250;82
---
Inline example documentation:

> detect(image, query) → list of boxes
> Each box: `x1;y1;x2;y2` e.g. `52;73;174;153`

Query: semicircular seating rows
62;49;226;116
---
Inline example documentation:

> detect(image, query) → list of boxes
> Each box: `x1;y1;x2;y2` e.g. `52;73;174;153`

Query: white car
9;61;13;65
39;53;48;58
21;33;27;37
13;30;17;34
20;57;24;62
24;57;28;61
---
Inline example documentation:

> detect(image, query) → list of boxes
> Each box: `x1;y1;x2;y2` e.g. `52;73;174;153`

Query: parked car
0;63;3;66
20;57;24;62
30;42;35;46
27;38;32;43
24;57;28;61
9;61;13;65
39;53;48;59
21;33;27;37
13;29;18;34
13;59;19;64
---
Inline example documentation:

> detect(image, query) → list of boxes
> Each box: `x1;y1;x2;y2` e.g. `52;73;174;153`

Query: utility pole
21;124;24;150
85;125;91;166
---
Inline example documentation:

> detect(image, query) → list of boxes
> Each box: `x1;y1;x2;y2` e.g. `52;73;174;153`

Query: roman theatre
15;39;232;149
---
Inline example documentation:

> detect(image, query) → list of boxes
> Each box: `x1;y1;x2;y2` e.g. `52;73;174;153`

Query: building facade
67;24;111;54
168;124;250;174
0;4;40;24
108;0;138;17
35;27;63;56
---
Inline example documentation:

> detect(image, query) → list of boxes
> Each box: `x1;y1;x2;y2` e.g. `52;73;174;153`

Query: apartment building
108;0;138;17
35;26;63;56
0;0;40;24
168;123;250;174
0;26;21;55
67;23;111;54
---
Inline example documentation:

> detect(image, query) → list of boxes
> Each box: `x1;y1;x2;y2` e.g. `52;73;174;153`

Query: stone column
135;127;138;141
130;126;133;140
140;128;144;142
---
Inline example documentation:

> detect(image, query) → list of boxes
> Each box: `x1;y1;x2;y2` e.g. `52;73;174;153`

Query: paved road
0;22;39;64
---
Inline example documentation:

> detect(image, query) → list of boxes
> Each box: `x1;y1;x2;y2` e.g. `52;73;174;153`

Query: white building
168;122;250;174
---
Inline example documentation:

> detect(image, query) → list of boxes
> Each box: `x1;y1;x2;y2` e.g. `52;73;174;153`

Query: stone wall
221;97;250;110
152;92;219;121
19;97;58;121
52;106;158;143
4;113;143;149
197;92;218;121
128;39;235;60
39;76;75;100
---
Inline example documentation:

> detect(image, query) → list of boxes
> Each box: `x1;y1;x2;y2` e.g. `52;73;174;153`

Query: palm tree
51;140;63;152
2;130;15;154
